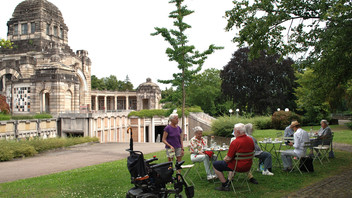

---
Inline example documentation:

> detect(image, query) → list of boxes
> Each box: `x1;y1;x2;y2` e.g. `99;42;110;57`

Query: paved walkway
0;142;167;183
284;142;352;198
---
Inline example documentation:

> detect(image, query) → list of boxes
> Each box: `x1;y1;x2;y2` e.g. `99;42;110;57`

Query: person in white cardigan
281;121;309;171
189;126;217;180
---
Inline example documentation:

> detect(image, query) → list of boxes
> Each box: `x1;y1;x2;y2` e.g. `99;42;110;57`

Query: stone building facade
0;0;91;115
0;0;163;116
0;0;201;144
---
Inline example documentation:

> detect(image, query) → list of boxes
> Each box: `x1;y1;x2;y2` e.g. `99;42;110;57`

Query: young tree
151;0;222;131
221;47;296;115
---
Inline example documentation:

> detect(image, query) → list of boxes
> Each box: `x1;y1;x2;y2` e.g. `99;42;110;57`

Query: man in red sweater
213;123;255;191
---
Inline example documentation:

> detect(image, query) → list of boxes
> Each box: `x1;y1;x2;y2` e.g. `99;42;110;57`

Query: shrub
253;116;272;129
0;141;14;161
0;95;10;114
346;122;352;130
211;116;271;137
128;106;203;118
128;109;169;118
0;137;99;162
271;111;301;130
12;142;37;158
0;114;11;120
33;113;53;119
11;115;34;120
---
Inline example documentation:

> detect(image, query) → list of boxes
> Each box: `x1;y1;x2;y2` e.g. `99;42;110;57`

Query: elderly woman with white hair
245;123;274;176
314;119;333;146
189;126;217;180
162;113;184;163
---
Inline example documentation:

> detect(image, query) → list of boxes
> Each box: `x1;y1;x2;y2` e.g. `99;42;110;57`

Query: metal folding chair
289;141;313;174
228;151;255;194
313;135;333;165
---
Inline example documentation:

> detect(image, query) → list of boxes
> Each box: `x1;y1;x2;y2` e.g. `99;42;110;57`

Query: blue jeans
256;151;272;171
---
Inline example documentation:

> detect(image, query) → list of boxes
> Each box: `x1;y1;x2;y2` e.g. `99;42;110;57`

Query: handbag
204;151;214;158
299;157;314;172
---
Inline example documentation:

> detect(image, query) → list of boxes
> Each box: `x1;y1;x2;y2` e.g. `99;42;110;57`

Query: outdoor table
258;140;283;168
203;147;228;181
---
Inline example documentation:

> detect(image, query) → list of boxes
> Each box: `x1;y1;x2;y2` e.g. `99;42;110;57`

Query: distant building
0;0;161;115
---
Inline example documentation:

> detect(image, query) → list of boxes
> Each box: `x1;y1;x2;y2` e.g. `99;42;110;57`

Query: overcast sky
0;0;238;90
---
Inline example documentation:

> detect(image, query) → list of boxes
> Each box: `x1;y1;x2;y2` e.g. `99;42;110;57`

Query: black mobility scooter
126;128;194;198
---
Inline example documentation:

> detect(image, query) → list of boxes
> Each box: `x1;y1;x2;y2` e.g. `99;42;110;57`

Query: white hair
234;123;246;135
169;113;178;121
244;123;253;135
193;126;203;133
321;119;328;125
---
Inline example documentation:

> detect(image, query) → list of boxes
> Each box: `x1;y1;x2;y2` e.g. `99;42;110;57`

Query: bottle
210;136;215;149
260;162;264;171
310;127;313;137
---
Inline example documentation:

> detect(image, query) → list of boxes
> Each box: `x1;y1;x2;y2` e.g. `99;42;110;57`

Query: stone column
104;96;107;113
126;96;129;110
95;95;98;111
151;117;155;143
115;96;118;111
138;118;141;143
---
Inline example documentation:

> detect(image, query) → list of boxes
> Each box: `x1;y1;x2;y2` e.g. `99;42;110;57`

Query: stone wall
0;119;57;139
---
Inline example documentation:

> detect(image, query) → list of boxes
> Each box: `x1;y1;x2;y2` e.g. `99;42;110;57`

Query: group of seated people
189;123;273;191
281;120;332;171
162;112;333;192
187;119;332;191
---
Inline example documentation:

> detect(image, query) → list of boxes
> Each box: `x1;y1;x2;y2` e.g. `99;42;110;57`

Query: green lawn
0;126;351;198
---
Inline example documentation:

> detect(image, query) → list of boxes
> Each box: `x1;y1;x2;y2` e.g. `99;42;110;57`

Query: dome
136;78;161;93
8;0;67;29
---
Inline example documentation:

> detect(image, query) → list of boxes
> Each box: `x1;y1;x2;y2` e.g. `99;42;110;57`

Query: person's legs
213;161;232;191
259;152;272;171
281;150;296;170
191;154;212;176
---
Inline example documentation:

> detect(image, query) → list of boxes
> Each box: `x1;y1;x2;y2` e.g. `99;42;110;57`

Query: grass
0;126;351;198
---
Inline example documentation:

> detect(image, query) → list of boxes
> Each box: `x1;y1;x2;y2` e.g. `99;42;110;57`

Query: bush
33;113;53;119
211;116;272;137
11;115;34;120
0;114;11;120
0;137;99;162
12;142;37;158
0;95;10;114
346;122;352;130
0;141;14;161
271;111;301;130
253;116;272;129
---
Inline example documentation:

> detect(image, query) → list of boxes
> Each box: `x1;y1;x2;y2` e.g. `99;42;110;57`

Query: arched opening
0;74;13;93
65;90;72;112
40;91;50;113
143;99;149;110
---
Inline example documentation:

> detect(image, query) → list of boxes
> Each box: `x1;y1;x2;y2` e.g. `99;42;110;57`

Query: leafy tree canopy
0;39;13;49
91;75;134;91
220;47;297;115
225;0;352;89
187;68;223;116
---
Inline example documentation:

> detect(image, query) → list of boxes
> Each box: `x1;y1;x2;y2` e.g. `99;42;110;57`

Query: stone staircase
188;112;216;133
